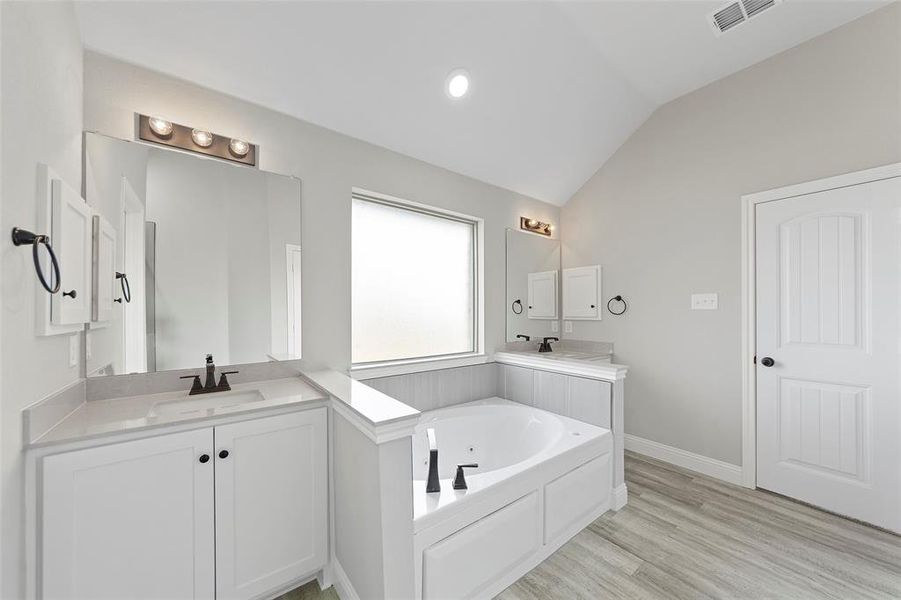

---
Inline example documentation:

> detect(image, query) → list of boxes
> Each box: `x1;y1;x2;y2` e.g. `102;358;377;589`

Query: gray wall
560;5;901;465
0;3;84;598
83;51;561;373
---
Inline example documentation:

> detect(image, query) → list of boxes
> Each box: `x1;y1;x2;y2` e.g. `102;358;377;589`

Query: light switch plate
564;321;573;333
551;321;559;333
69;334;79;367
691;293;718;310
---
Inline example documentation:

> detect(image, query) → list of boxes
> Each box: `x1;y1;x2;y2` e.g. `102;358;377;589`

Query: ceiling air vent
711;2;745;34
742;0;777;18
709;0;781;36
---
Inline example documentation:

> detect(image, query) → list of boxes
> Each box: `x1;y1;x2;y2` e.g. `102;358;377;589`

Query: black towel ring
607;295;627;316
11;228;61;294
511;299;523;315
116;272;131;303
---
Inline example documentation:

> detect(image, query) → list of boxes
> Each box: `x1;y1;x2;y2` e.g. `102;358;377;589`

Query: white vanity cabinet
215;411;328;600
41;428;215;600
562;265;602;320
39;408;327;600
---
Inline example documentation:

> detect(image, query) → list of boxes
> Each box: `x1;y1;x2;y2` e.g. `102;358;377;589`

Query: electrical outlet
691;293;718;310
69;334;79;367
551;321;559;333
564;321;573;333
85;332;92;360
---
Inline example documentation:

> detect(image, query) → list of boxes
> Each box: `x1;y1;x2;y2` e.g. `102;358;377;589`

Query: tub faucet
426;428;440;493
538;337;559;352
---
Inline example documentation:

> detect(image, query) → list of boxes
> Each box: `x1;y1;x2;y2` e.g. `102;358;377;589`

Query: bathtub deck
281;451;901;600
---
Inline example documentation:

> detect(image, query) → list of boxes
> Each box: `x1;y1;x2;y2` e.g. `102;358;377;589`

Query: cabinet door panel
42;429;215;600
92;215;117;322
527;270;557;319
215;409;327;600
50;178;93;324
562;266;601;320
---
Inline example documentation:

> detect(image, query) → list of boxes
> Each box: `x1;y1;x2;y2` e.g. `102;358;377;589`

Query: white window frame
350;188;485;376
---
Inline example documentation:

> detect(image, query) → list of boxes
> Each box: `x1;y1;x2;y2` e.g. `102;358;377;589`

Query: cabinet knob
590;304;596;308
63;290;77;299
199;454;210;464
760;357;775;367
219;450;229;459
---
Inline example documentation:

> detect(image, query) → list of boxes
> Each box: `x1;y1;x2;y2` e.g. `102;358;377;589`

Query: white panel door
214;409;328;600
756;176;900;532
562;265;601;320
42;429;215;600
51;178;93;324
527;270;557;319
92;215;117;322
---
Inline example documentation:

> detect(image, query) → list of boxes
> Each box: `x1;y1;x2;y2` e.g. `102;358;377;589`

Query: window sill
350;353;490;380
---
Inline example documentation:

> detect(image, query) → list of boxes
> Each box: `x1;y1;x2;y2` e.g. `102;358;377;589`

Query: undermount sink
148;390;265;419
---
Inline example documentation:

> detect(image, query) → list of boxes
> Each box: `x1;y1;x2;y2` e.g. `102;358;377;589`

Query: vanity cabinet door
214;409;327;600
41;429;215;600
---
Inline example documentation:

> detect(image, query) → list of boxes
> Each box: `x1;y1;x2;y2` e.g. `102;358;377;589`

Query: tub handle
453;463;479;491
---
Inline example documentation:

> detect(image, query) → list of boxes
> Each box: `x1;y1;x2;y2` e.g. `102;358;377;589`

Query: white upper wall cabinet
563;265;602;320
51;178;93;325
527;270;558;319
92;215;117;323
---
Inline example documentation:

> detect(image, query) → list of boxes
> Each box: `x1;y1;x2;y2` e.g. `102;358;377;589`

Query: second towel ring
11;228;61;294
607;295;627;316
116;272;131;303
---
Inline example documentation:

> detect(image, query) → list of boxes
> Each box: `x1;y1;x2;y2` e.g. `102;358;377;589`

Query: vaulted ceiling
75;1;888;205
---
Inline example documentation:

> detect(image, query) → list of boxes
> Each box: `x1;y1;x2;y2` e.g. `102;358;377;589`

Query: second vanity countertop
29;377;328;449
495;341;629;382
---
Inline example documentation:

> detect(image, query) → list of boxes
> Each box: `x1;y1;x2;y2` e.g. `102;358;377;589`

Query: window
352;191;482;366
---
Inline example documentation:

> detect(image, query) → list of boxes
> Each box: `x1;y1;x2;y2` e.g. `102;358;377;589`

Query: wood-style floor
283;451;901;600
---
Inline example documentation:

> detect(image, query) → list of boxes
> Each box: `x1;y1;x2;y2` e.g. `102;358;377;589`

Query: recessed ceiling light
191;129;214;148
446;69;470;99
148;117;173;137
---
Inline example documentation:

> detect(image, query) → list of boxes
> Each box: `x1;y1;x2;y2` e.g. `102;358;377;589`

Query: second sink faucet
179;354;240;396
538;337;559;353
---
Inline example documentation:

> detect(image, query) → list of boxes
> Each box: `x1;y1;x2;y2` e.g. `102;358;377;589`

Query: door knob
760;357;775;367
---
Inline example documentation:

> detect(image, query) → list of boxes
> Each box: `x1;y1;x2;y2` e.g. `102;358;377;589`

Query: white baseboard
331;558;360;600
613;483;628;510
625;434;743;486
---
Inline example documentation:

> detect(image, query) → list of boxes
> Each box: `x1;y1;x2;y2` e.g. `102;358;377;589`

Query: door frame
740;162;901;489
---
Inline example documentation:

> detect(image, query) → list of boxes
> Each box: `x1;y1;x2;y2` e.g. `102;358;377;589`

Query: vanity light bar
136;114;257;166
520;217;553;237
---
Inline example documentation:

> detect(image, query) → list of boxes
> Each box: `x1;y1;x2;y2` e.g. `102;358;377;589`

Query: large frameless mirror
505;229;561;343
83;132;302;376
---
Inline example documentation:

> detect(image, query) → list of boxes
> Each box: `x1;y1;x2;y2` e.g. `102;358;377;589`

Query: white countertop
29;377;327;448
303;369;420;426
495;349;629;381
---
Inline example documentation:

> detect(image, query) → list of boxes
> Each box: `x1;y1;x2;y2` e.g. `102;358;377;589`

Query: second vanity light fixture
520;217;553;237
137;114;257;166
